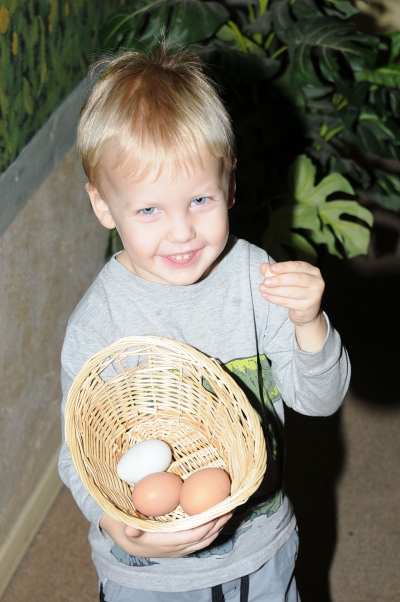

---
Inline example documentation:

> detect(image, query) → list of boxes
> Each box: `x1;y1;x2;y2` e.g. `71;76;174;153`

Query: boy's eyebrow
190;184;224;196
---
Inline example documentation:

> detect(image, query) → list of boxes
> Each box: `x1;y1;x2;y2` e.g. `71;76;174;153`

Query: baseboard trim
0;447;63;599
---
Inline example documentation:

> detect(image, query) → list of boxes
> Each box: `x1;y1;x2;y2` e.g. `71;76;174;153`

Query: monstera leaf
263;155;373;262
292;155;373;256
372;171;400;211
322;0;360;19
355;64;400;90
99;0;228;50
263;204;322;262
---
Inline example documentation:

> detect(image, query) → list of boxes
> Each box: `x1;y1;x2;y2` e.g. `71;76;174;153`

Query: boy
59;44;350;602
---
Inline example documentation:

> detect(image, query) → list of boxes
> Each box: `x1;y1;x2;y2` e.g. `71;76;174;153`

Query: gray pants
99;528;300;602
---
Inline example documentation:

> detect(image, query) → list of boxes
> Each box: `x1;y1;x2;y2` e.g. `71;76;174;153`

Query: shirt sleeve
58;324;106;527
262;301;351;416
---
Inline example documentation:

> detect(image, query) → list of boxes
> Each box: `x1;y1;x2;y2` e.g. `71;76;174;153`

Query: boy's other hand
99;512;232;558
259;261;327;352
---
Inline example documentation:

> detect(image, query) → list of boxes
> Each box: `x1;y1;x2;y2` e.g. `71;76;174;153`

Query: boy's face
87;153;235;286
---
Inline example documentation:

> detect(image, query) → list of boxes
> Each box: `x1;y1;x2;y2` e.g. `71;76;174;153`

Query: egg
132;472;182;517
180;468;231;516
116;439;172;483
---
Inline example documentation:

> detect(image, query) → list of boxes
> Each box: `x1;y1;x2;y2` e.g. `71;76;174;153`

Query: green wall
0;0;123;174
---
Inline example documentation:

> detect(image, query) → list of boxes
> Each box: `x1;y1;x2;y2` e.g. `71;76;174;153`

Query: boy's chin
158;272;207;286
131;266;206;286
160;260;221;285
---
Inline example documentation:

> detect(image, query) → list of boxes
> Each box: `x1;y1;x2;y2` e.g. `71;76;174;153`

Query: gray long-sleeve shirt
59;237;350;591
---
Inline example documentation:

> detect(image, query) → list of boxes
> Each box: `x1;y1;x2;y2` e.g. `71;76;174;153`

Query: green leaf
262;205;319;263
275;51;329;112
355;112;400;159
292;17;377;73
355;64;400;89
337;81;369;109
359;112;398;140
262;154;373;263
337;105;359;132
99;0;229;50
368;86;393;119
244;11;273;37
290;154;355;206
384;31;400;63
274;14;377;109
98;5;149;49
289;155;373;258
137;5;171;47
370;192;400;212
291;0;323;19
322;0;360;20
375;170;400;193
319;200;373;257
273;7;298;43
271;5;374;65
216;22;265;56
389;90;400;118
353;111;400;159
372;170;400;209
318;46;342;83
168;1;229;44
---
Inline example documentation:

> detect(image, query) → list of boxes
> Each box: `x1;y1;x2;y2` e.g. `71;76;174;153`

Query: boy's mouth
161;249;201;266
170;252;194;261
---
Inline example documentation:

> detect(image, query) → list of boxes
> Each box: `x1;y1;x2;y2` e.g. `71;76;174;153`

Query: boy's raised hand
100;512;232;558
259;261;327;352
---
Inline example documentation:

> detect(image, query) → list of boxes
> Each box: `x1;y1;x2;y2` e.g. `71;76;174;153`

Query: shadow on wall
322;253;400;407
283;250;400;602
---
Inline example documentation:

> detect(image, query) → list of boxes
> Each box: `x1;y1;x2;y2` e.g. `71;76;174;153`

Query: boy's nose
167;215;195;244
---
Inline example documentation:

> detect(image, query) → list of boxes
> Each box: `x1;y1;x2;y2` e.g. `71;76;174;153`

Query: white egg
116;439;172;483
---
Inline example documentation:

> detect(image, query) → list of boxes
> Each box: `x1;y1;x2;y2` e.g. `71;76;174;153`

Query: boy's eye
139;207;160;215
191;197;208;206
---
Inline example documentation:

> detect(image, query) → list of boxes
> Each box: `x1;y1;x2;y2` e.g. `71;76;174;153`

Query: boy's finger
185;530;223;554
214;512;233;528
260;286;314;301
125;525;143;538
260;263;274;279
181;514;232;554
267;261;321;276
198;513;232;537
184;513;232;546
261;274;323;294
169;518;219;547
260;294;310;309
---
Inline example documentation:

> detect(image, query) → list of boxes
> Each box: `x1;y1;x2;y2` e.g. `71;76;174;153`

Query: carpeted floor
1;486;98;602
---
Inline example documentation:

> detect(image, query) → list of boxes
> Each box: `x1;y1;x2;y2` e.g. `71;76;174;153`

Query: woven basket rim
65;336;267;531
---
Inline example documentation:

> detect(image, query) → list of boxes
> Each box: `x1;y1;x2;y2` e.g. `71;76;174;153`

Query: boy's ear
227;169;236;209
85;183;116;230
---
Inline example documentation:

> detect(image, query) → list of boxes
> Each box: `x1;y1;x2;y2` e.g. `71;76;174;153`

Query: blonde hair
77;44;235;190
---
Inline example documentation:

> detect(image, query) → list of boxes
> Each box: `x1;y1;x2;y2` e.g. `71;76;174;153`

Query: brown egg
180;468;231;516
132;472;182;517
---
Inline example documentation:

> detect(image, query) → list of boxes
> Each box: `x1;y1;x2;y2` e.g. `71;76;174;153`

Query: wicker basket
65;336;266;532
